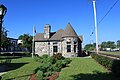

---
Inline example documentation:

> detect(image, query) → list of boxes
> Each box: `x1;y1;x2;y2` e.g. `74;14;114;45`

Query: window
67;42;71;44
67;41;71;52
74;41;77;44
74;45;76;52
67;45;71;52
53;42;57;45
53;42;58;52
53;46;58;52
12;41;16;45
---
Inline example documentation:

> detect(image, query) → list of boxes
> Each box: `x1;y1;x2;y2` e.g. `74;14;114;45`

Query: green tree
117;40;120;48
101;41;116;49
84;44;95;51
1;27;10;51
18;34;33;52
107;41;116;49
101;41;107;48
93;43;96;48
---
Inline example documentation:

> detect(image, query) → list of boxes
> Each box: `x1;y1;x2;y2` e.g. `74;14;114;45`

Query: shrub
44;71;53;77
91;53;120;76
36;70;44;80
34;56;43;62
35;55;56;64
40;63;52;73
55;60;63;69
44;57;56;64
55;59;69;69
42;54;49;58
34;67;40;73
34;54;72;79
52;53;65;60
49;57;56;64
91;54;113;69
34;55;48;62
112;60;120;76
52;65;61;72
64;58;72;64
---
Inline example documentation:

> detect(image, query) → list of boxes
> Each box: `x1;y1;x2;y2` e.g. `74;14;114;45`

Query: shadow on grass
70;70;120;80
0;56;21;66
0;63;28;73
0;62;31;80
6;63;28;71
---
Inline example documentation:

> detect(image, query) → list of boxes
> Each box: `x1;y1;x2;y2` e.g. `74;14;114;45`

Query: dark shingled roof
62;23;78;37
35;23;80;41
34;33;47;41
50;29;64;41
35;32;56;41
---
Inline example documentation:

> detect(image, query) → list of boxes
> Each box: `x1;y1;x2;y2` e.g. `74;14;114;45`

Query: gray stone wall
35;41;63;56
62;37;78;57
35;42;49;56
35;37;80;57
49;41;62;56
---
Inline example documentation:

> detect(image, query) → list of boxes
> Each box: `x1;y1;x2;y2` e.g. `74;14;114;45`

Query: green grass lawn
99;51;120;56
0;56;21;66
57;57;119;80
1;57;120;80
1;57;40;80
104;51;120;56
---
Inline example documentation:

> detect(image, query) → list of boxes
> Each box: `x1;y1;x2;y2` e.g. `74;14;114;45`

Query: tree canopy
101;41;116;49
18;34;33;52
84;43;95;51
117;40;120;48
1;27;10;51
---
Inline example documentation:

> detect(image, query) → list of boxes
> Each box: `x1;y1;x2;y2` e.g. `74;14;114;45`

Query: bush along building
34;23;83;57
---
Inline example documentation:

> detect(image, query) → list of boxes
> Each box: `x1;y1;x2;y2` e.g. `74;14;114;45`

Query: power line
87;0;119;45
90;0;120;36
98;0;120;25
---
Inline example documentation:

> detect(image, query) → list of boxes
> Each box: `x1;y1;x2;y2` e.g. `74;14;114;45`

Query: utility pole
92;0;99;54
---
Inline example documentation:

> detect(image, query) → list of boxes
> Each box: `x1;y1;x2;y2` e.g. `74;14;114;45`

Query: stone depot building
34;23;83;57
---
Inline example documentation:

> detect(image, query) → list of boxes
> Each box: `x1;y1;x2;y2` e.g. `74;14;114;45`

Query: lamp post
0;4;7;52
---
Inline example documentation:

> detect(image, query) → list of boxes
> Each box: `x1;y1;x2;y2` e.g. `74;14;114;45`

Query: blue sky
0;0;120;46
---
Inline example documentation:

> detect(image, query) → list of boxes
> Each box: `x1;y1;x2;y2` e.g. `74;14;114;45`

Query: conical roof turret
62;23;78;37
